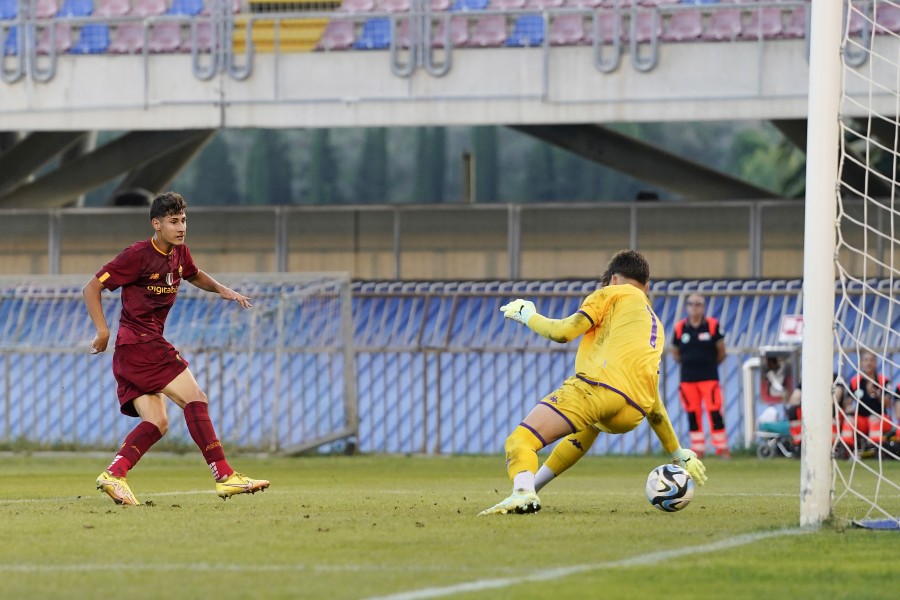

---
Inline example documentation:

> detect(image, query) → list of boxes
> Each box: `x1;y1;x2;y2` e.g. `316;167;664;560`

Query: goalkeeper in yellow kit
479;250;707;515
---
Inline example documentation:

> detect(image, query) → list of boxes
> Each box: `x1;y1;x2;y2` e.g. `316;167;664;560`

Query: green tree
245;130;294;205
309;129;341;205
354;128;388;202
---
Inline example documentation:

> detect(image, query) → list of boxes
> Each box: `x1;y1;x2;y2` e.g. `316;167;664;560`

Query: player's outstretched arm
499;299;591;343
82;277;110;354
647;393;707;485
187;271;252;309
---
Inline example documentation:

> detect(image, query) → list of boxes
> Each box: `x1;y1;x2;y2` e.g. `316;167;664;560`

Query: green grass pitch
0;452;897;599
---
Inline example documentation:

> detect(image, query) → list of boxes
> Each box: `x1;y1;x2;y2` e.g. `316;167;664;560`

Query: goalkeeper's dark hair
150;191;187;220
601;249;650;286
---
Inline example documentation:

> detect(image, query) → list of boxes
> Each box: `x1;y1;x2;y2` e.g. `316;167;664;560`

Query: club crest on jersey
166;272;174;286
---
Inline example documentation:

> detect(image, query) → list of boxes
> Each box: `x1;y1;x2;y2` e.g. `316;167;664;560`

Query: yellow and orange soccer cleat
96;471;140;506
215;472;270;500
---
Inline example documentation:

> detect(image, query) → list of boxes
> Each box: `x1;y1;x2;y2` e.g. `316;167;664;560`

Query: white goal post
800;0;842;527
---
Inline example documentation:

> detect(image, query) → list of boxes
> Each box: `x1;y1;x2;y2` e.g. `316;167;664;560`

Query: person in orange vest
672;294;729;459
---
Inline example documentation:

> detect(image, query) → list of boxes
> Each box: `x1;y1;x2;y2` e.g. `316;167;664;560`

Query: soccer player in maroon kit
671;293;730;458
83;191;269;505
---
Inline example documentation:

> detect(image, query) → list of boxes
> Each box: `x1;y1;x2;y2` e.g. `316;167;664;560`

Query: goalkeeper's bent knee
544;427;599;477
505;425;545;480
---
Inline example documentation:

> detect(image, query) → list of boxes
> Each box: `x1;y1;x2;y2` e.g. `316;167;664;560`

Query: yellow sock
544;427;600;477
505;425;545;480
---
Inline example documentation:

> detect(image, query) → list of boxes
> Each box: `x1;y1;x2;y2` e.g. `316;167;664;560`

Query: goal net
833;0;900;528
0;273;357;455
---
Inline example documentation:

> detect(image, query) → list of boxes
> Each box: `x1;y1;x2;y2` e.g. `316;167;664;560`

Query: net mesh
834;0;900;526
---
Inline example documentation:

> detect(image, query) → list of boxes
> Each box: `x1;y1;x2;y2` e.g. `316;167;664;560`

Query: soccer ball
645;464;694;512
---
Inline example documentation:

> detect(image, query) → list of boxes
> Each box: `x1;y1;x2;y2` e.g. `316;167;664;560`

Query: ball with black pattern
646;463;694;512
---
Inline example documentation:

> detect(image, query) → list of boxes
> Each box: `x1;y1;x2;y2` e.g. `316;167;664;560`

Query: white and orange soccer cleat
215;472;270;500
96;471;140;506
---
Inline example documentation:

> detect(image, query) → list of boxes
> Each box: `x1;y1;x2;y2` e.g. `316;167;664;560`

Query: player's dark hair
603;249;650;285
150;192;187;220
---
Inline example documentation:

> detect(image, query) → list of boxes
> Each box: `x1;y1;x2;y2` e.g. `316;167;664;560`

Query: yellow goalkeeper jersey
574;283;664;413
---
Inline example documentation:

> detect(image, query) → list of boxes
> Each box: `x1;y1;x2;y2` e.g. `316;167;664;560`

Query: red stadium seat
661;9;702;42
781;4;806;39
180;20;215;51
378;0;410;12
94;0;131;16
36;23;72;54
874;3;900;34
35;0;58;17
740;5;784;40
701;5;741;41
340;0;375;12
317;19;355;49
490;0;525;9
430;0;450;9
430;15;468;47
108;22;146;53
466;14;505;46
148;21;181;51
133;0;167;16
632;8;660;42
548;13;584;45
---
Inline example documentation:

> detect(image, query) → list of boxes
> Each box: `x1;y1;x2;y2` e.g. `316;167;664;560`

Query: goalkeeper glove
500;299;536;325
671;447;707;486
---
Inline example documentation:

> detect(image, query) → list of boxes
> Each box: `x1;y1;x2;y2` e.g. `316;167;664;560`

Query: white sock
513;471;536;493
534;464;557;493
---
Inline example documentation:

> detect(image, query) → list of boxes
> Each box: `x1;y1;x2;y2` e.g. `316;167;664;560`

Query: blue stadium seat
506;14;543;46
354;17;391;49
0;0;17;19
2;25;17;55
58;0;93;16
70;23;110;53
169;0;204;15
451;0;487;11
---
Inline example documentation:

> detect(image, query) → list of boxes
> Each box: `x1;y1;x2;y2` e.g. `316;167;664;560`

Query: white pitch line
0;563;519;575
364;528;810;600
0;489;285;505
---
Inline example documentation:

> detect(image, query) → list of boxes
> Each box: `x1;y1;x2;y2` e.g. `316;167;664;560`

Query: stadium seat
451;0;488;12
781;3;806;38
631;8;660;42
526;0;563;8
35;23;73;54
58;0;93;16
169;0;203;14
317;19;355;49
592;10;624;43
340;0;375;12
506;14;542;46
661;8;702;41
430;0;450;9
680;0;717;4
354;17;391;49
466;14;505;46
148;21;182;51
740;5;783;40
108;22;146;52
875;3;900;34
35;0;59;17
201;0;240;13
2;25;17;55
180;19;215;51
701;5;741;40
490;0;524;8
0;0;17;19
637;0;678;5
430;15;468;47
378;0;410;11
133;0;167;16
94;0;131;16
549;13;584;45
70;23;110;52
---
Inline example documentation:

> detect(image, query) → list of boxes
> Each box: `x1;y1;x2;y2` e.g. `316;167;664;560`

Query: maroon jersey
96;238;198;347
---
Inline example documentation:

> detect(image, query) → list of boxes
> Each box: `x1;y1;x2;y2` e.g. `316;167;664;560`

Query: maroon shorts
112;339;189;417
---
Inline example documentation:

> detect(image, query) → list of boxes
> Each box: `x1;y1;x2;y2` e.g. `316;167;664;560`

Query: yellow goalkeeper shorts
538;376;646;435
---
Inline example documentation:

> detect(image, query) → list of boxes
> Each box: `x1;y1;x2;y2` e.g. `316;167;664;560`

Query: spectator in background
842;351;895;451
672;293;730;459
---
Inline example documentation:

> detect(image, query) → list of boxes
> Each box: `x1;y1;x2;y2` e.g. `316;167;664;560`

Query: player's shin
536;427;600;492
184;401;234;480
505;425;545;492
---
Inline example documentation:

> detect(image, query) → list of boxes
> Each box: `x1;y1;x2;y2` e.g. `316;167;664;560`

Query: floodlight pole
800;0;842;527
